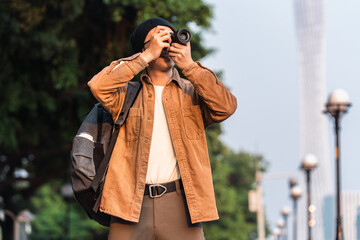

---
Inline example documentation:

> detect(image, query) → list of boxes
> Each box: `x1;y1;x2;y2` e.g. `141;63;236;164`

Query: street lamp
324;89;351;240
277;219;285;240
60;183;73;240
281;206;291;240
273;228;281;240
289;177;297;189
290;185;302;240
0;208;35;240
301;154;318;240
17;210;35;240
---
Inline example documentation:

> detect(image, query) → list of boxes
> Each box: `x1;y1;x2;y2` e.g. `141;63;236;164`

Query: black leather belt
144;179;183;198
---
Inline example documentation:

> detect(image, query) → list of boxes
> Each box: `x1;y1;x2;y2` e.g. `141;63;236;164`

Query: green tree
0;0;213;197
0;0;212;204
30;181;107;240
204;124;268;240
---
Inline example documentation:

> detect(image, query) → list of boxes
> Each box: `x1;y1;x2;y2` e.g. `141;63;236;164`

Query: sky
201;0;360;237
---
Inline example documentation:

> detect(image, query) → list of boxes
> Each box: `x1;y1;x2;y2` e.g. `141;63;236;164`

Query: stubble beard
149;55;175;72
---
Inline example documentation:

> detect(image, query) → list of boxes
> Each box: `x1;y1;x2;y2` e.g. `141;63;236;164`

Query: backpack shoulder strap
91;81;142;194
96;104;104;143
114;81;142;127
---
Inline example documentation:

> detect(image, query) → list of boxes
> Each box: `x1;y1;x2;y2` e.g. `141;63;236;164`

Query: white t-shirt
145;85;181;184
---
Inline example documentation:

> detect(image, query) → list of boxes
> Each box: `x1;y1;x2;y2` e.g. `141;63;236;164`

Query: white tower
293;0;333;239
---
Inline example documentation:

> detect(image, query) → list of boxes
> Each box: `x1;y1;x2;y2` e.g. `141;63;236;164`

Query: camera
171;28;191;45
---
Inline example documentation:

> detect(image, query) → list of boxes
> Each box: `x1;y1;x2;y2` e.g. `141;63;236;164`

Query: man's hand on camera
141;26;171;63
169;42;194;70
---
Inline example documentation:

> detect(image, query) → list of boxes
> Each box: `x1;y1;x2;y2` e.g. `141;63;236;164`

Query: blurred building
293;0;332;239
323;192;360;239
357;207;360;240
322;195;335;240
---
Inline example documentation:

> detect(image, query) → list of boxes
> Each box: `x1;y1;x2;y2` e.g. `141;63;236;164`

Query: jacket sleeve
87;53;148;120
182;61;237;129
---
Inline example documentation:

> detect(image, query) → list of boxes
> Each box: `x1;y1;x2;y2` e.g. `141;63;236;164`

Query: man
88;17;237;239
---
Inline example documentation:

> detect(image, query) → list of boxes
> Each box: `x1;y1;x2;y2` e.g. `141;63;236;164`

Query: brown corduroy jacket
88;53;237;224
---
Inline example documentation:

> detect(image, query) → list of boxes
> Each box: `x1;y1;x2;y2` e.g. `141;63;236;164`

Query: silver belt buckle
149;184;167;198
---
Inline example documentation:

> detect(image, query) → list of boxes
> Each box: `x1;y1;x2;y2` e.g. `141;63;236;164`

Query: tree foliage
204;124;268;240
0;0;268;239
29;181;108;240
0;0;212;209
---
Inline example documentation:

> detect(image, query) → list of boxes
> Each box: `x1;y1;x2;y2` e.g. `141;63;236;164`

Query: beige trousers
108;182;205;240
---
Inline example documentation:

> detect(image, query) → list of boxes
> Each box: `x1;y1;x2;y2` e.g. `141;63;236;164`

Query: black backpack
70;81;142;226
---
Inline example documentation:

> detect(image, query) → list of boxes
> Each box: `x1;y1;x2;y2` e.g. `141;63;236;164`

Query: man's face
143;26;175;70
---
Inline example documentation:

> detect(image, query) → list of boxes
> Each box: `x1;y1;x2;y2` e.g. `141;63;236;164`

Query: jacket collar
141;68;185;89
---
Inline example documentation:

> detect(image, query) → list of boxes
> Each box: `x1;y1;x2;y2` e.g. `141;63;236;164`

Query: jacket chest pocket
182;106;205;140
119;107;141;142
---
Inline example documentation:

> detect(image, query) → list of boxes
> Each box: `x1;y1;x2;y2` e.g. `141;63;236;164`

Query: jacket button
141;162;146;166
148;94;152;98
147;116;152;120
138;185;143;190
144;139;149;143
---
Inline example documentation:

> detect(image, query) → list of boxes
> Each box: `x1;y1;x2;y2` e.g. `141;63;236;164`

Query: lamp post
324;89;351;240
17;210;35;240
289;177;297;189
60;183;73;240
301;154;318;240
273;228;281;240
290;185;302;240
277;219;285;240
281;206;291;240
248;172;296;240
0;209;34;240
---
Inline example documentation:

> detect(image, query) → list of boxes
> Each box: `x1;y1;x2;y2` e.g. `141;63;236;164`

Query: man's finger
160;42;171;49
169;46;182;53
154;25;171;34
154;32;172;44
168;53;179;59
170;43;187;52
171;43;188;50
156;30;171;37
168;52;178;57
170;43;181;48
159;34;171;42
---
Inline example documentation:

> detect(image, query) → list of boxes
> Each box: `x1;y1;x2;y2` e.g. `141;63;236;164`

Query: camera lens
180;32;188;41
171;28;191;45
